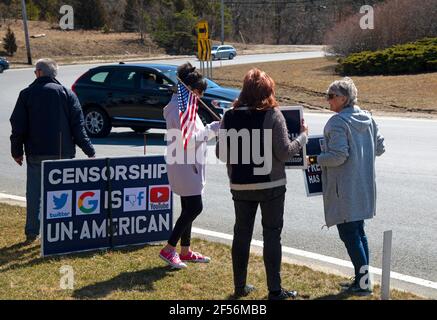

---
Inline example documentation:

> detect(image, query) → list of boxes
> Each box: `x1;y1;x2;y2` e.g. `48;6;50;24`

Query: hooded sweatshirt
163;94;220;197
317;105;385;227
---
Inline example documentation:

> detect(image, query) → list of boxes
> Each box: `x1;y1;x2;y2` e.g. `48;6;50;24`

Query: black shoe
341;282;373;296
268;288;298;300
25;234;39;243
234;284;256;298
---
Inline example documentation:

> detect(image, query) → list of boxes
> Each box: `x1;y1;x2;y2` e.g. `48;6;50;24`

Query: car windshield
159;68;220;89
212;46;218;50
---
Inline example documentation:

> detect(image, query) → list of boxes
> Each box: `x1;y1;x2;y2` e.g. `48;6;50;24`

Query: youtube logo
149;185;171;211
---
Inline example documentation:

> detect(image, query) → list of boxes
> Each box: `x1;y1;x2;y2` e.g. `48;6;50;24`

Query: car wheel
84;107;111;138
212;54;216;60
229;53;234;60
0;65;4;73
131;126;149;134
198;109;214;126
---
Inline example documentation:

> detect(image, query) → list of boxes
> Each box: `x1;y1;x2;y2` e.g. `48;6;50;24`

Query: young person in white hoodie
159;63;220;269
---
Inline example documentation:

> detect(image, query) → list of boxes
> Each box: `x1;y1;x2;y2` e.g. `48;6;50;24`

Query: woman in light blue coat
317;78;385;295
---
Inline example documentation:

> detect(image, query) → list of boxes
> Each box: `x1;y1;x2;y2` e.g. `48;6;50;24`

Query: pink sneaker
180;251;211;263
159;249;187;269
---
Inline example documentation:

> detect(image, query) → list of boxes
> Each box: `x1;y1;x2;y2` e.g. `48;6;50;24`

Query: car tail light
71;73;86;94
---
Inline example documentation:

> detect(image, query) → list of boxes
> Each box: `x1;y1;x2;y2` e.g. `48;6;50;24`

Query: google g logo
76;191;100;215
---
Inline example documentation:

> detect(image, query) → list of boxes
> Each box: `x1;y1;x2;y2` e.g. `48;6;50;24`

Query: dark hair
233;68;278;110
177;62;207;93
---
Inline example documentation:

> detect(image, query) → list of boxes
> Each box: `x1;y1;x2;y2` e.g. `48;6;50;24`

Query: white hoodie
163;94;220;196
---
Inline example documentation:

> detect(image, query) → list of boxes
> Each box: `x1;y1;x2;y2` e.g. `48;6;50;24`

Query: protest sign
41;156;172;256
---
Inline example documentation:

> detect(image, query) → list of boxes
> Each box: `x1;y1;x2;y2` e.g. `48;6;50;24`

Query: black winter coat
10;76;95;159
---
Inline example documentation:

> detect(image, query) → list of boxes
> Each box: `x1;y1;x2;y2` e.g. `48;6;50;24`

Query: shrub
337;38;437;76
3;26;18;56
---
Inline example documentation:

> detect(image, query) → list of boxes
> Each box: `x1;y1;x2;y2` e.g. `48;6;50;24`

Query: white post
381;230;393;300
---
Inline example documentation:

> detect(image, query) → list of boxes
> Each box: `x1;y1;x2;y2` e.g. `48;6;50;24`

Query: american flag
177;82;199;149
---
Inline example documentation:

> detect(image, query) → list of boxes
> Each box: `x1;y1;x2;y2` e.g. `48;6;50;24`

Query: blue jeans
25;159;42;237
337;220;370;287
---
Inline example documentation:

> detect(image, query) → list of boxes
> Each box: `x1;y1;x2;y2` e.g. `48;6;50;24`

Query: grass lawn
213;57;437;118
0;203;422;300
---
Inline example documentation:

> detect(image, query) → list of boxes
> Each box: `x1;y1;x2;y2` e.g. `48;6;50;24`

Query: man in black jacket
10;58;96;242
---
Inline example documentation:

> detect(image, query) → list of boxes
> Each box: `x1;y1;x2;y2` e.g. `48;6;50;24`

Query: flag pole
177;76;222;121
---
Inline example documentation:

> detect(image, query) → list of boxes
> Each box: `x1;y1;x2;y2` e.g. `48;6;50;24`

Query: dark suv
0;57;10;73
72;63;240;137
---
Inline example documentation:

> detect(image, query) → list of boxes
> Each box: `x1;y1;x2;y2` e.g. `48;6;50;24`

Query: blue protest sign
303;135;324;197
41;156;172;257
281;106;307;169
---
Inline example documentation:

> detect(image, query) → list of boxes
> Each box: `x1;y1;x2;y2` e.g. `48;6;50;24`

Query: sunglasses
326;93;338;100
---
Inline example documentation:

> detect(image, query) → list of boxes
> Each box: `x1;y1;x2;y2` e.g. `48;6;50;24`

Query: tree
152;8;197;54
74;0;107;30
3;26;18;56
123;0;140;32
26;0;40;21
123;0;150;43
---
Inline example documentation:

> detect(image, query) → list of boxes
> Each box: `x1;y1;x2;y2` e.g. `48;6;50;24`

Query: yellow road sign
197;20;209;40
198;39;211;61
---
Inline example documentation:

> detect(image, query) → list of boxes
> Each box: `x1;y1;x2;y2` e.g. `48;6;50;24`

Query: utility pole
21;0;32;65
221;0;224;45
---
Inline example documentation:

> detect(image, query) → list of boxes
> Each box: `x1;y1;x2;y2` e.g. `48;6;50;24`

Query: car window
159;69;178;85
109;70;139;89
140;73;157;89
90;72;109;84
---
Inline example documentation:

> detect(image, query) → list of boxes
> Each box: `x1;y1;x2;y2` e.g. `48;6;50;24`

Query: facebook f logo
123;188;147;212
137;192;144;206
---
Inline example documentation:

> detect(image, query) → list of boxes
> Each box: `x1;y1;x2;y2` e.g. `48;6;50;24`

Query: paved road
1;52;436;294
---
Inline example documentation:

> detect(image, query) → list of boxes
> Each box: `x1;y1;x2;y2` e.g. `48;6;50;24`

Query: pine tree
3;26;18;56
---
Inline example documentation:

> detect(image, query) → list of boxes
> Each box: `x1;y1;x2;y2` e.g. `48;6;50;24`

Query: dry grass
213;57;437;118
0;20;323;68
0;204;422;300
0;20;165;67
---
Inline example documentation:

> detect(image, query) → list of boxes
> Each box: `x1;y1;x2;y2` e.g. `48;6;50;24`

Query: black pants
168;195;203;247
231;186;286;292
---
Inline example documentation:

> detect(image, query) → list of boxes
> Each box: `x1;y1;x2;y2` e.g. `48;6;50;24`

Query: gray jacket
317;105;385;227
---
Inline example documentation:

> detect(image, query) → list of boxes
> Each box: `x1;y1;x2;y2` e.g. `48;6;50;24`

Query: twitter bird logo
53;193;68;210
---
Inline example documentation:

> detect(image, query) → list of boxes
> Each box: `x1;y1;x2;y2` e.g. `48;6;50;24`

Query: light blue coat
317;105;385;227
